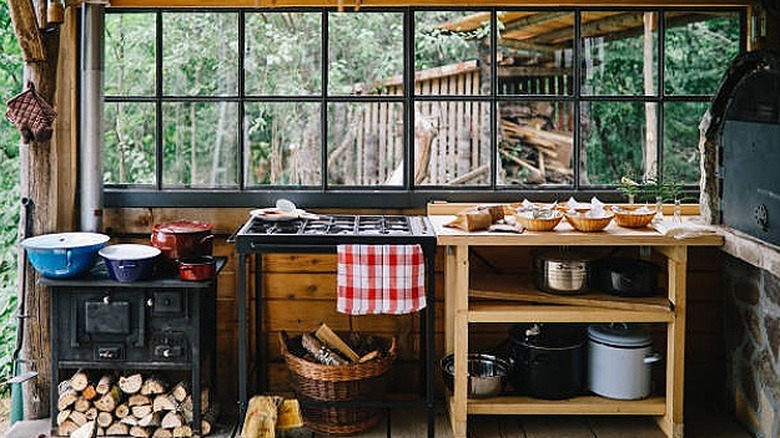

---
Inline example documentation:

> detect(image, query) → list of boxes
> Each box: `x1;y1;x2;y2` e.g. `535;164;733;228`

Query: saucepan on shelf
533;248;592;295
440;353;510;398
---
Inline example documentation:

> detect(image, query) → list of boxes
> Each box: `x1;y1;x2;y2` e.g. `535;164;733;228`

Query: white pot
586;324;662;400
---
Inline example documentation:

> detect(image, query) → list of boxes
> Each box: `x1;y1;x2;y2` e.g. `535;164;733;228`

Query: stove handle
226;227;240;244
134;298;146;348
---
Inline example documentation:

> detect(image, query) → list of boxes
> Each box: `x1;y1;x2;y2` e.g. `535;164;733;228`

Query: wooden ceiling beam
107;1;752;8
8;0;46;62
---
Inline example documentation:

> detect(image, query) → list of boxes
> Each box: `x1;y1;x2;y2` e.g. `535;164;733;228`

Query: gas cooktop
232;214;436;252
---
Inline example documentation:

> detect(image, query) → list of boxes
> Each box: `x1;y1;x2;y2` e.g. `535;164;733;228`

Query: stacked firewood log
56;370;217;437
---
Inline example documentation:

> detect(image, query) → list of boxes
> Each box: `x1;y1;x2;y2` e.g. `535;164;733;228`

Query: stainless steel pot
534;249;591;294
587;324;662;400
440;353;510;398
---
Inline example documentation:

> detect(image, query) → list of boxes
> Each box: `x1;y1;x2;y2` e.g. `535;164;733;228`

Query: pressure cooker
587;324;662;400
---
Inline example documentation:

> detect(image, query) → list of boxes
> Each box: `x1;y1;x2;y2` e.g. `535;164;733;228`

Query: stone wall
724;254;780;438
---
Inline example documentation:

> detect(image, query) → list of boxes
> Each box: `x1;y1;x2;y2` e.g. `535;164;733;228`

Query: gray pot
534;249;591;294
587;324;662;400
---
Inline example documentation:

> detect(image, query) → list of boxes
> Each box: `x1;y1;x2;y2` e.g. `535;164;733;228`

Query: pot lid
509;324;584;349
99;244;161;261
587;324;652;347
21;232;110;249
155;220;213;234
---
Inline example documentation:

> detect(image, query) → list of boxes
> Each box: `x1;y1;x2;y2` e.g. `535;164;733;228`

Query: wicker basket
279;331;396;436
612;207;656;228
515;212;563;231
564;213;614;232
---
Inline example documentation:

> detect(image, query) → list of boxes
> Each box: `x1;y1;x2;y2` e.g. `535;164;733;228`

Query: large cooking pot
592;258;659;297
587;324;662;400
151;220;214;260
508;324;585;400
533;249;591;294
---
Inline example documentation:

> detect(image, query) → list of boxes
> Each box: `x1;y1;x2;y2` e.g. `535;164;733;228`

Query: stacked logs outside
56;370;217;437
499;101;574;185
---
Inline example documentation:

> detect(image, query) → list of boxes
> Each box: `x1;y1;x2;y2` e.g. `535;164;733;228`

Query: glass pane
162;102;239;188
665;11;740;96
498;101;573;186
416;101;490;186
245;12;322;95
105;13;156;96
245;102;321;186
328;12;404;95
414;11;487;95
498;11;574;96
582;11;658;96
664;101;707;185
163;13;238;96
580;101;658;185
104;102;156;185
327;102;403;186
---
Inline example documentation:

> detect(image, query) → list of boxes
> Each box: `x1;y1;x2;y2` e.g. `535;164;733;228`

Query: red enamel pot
151;220;214;261
177;256;217;281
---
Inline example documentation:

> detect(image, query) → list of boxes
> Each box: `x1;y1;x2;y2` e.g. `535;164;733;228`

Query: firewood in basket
140;377;167;396
94;385;121;412
315;323;360;362
119;374;143;394
275;399;302;430
96;411;113;428
129;394;152;407
57;409;72;426
69;410;89;427
105;421;129;436
301;333;348;365
172;425;193;438
152;428;172;438
153;394;177;412
160;411;184;429
95;375;115;395
129;426;152;438
70;419;97;438
69;370;90;392
114;403;130;418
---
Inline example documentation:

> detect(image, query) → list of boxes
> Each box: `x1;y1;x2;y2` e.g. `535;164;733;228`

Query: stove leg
237;253;248;431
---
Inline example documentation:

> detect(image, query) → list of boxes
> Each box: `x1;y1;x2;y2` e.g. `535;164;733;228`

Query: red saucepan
151;220;214;260
177;256;217;281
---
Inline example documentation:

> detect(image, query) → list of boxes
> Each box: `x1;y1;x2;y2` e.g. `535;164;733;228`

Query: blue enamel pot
21;232;110;279
99;244;161;282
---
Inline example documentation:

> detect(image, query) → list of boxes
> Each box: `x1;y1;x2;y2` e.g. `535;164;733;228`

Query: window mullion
573;8;581;190
156;11;163;191
321;9;329;193
238;10;246;191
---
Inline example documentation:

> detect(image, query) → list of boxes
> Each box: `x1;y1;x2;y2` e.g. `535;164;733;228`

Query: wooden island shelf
428;205;724;438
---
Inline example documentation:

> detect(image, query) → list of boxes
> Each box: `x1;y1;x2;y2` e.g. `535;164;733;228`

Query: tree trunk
11;0;64;419
643;12;658;181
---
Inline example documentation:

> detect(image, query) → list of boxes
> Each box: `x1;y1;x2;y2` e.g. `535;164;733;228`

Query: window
103;7;744;207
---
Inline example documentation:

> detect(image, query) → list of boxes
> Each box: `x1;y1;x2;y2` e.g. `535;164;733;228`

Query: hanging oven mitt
5;81;57;144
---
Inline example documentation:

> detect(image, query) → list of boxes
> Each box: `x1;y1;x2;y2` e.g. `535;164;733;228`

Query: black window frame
102;6;747;208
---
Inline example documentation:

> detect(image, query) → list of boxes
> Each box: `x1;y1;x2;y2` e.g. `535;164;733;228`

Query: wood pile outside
55;370;215;437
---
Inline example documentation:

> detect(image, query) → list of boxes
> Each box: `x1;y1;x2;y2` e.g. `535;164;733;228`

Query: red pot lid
154;220;213;234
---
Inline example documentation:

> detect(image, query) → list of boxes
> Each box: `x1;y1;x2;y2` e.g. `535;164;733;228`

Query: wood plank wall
104;208;726;412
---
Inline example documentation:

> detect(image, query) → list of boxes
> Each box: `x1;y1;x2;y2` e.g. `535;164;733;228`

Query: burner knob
162;348;172;358
146;298;154;307
102;295;111;304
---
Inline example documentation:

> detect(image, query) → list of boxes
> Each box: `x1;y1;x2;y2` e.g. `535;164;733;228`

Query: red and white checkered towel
337;244;426;315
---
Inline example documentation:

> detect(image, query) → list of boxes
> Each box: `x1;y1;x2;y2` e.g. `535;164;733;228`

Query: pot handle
199;234;214;245
643;352;662;365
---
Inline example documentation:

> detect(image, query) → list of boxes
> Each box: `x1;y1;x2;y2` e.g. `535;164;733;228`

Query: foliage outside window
103;8;743;206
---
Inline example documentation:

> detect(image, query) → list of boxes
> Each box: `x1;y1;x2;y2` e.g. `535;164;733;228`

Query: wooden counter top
428;214;724;247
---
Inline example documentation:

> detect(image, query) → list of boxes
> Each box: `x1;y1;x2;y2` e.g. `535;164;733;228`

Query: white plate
249;208;300;222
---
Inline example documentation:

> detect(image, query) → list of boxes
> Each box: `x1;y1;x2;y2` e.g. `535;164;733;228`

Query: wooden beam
107;0;753;8
8;0;46;62
497;65;572;77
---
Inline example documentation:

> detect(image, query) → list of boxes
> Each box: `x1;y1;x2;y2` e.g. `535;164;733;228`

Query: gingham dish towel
337;244;426;315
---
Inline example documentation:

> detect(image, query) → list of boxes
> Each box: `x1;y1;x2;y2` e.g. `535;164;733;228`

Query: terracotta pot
178;256;216;281
151;220;214;260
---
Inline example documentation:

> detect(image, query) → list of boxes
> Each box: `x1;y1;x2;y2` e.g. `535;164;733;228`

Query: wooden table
428;206;723;438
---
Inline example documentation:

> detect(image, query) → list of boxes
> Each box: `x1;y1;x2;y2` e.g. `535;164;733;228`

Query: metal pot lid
154;220;213;234
21;232;110;249
587;324;652;347
509;324;584;349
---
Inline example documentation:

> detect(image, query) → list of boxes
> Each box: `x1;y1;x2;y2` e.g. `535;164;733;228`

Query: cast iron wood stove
44;259;224;434
231;214;437;437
